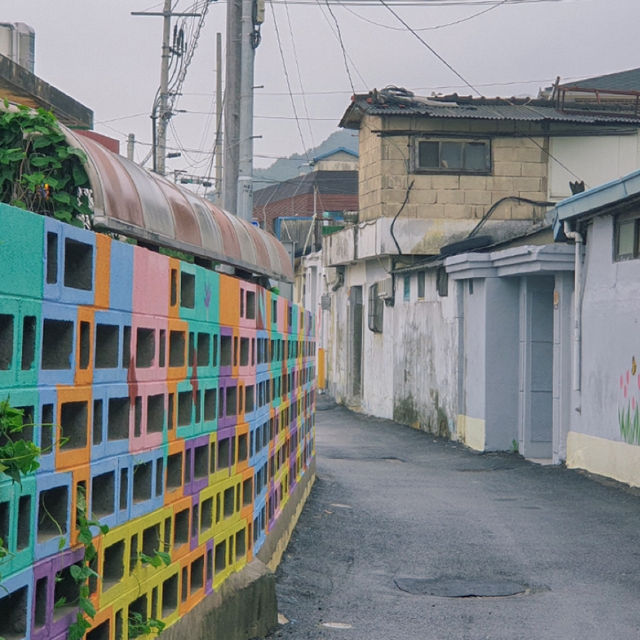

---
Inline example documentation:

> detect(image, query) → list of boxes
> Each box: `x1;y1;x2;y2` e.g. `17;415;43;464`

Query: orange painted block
164;439;186;505
167;258;181;319
235;422;250;473
170;496;193;562
69;464;91;546
55;385;92;470
94;233;112;310
218;273;240;328
84;603;113;640
166;380;178;440
74;307;95;387
177;547;207;616
166;317;189;381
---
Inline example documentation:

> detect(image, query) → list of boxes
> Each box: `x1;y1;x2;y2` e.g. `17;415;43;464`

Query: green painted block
0;204;44;299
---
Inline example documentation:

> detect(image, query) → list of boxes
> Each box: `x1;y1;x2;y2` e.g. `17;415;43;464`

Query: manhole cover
394;577;528;598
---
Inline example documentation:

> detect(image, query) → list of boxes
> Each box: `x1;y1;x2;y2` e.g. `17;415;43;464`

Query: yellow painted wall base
567;431;640;488
458;414;486;451
318;348;326;389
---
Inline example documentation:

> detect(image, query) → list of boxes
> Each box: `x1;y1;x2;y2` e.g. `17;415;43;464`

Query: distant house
252;148;358;238
302;84;640;467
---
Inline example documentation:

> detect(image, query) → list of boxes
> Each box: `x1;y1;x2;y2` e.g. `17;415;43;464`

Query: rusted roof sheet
63;126;293;282
340;89;640;129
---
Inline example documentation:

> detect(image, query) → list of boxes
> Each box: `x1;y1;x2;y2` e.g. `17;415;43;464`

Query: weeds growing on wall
0;102;92;226
0;398;115;640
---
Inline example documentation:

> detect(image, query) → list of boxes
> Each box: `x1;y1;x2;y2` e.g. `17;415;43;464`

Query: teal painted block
0;476;36;581
0;296;20;388
199;267;220;324
176;378;197;440
0;204;44;299
16;299;41;388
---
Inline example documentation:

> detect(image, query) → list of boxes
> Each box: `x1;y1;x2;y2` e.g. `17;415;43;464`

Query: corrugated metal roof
253;170;358;207
357;102;640;124
559;68;640;93
62;126;293;283
341;90;640;128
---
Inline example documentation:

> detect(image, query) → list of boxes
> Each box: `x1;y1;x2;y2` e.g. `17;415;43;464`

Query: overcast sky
2;0;639;188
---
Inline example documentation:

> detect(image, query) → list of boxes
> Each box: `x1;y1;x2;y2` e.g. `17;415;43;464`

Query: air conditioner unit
377;276;394;300
0;23;35;73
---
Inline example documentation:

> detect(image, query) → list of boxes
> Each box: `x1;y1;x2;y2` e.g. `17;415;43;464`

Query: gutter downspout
563;221;584;397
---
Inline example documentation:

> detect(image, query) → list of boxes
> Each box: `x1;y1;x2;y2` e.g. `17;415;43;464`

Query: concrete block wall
0;204;316;640
357;115;549;222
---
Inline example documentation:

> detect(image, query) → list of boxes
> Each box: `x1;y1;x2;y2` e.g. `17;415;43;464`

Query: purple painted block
190;493;200;551
184;434;210;495
31;547;84;640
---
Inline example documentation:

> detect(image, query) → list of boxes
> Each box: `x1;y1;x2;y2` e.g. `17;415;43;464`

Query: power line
338;0;509;31
321;0;356;93
283;0;316;147
379;0;586;183
271;2;312;162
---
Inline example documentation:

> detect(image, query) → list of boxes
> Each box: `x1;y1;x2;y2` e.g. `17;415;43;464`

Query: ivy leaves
0;101;92;226
0;399;41;484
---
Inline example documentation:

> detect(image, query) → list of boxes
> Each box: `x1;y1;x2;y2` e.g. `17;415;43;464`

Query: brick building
253;149;358;235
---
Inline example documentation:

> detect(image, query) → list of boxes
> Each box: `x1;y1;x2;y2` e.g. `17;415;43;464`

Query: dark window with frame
436;267;448;297
403;276;410;302
417;271;425;299
414;138;491;174
367;283;383;333
614;212;640;261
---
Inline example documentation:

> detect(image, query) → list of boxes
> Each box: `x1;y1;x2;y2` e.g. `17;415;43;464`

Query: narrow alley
269;403;640;640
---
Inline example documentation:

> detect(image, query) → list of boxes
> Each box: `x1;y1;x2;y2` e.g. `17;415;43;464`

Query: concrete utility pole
132;3;200;175
223;0;263;220
215;32;223;204
223;0;242;214
156;0;172;176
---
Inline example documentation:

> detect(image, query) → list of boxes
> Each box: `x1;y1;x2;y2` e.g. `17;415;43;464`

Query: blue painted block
43;218;96;307
34;471;73;560
0;564;34;640
89;457;119;531
109;239;134;312
93;310;132;385
36;387;58;473
98;382;135;460
38;301;77;387
127;448;165;520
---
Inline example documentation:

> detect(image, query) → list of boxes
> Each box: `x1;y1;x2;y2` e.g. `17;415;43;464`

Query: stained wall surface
0;204;316;640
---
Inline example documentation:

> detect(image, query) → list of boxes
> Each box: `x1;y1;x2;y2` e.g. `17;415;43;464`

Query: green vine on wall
0;101;92;226
0;399;106;640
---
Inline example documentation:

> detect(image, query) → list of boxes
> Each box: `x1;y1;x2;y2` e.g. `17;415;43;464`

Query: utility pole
132;3;200;175
224;0;263;219
127;134;136;161
223;0;242;213
215;32;223;204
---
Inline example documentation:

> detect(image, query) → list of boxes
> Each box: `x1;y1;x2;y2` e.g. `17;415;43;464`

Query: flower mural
618;356;640;444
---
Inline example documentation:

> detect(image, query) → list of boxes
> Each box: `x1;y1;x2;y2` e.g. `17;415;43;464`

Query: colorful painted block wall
0;203;316;640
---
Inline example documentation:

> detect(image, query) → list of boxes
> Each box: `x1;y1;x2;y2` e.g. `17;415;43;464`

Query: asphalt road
265;403;640;640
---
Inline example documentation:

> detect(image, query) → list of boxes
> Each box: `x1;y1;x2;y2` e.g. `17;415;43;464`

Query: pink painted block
132;246;170;317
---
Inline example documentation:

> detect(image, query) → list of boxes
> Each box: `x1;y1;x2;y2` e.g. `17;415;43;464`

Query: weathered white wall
548;133;640;200
361;260;394;419
390;269;458;436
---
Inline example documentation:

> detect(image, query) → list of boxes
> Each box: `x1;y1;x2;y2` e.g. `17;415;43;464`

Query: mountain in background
253;129;358;190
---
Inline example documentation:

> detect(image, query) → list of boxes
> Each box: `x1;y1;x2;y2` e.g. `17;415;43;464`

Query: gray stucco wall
579;214;640;444
484;277;521;450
